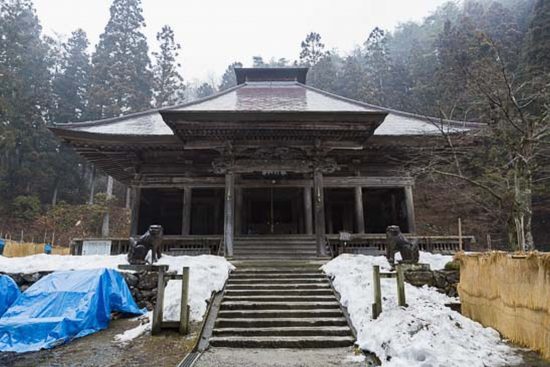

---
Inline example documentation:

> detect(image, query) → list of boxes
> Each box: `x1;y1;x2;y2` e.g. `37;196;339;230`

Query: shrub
11;195;41;221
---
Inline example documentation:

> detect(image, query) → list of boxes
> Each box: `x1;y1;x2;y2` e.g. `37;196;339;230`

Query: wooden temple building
51;68;479;258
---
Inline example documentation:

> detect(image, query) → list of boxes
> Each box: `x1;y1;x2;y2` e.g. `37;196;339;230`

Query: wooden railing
326;234;475;257
70;235;222;256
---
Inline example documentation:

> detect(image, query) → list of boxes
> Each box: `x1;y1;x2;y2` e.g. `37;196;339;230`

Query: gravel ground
0;318;198;367
194;347;367;367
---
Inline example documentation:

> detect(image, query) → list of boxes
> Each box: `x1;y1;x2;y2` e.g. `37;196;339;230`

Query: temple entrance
241;188;303;235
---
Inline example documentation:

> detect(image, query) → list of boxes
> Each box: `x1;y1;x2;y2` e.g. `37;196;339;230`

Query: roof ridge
301;84;483;128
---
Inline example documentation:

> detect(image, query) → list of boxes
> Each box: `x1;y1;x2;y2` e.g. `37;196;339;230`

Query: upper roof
172;82;378;113
51;67;482;138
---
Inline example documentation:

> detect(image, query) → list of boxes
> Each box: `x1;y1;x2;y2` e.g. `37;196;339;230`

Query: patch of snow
1;254;234;343
322;253;521;367
114;313;152;344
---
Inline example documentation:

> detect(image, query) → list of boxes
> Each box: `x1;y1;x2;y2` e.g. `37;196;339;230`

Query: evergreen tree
336;52;365;100
52;29;91;124
0;0;56;204
308;54;340;92
299;32;327;66
196;83;215;98
218;62;242;91
523;0;550;76
88;0;153;119
152;25;185;107
363;27;392;106
252;56;267;68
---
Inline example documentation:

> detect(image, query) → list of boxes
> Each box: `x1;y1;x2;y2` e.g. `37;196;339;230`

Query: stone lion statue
128;225;163;265
385;225;419;267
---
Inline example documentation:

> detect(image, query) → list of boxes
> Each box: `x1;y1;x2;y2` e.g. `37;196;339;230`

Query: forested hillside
0;0;548;247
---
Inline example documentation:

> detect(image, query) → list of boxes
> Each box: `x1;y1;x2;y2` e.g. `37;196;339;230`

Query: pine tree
0;0;56;203
308;54;340;93
88;0;153;119
152;25;185;107
252;56;267;68
363;28;391;106
196;83;215;98
299;32;327;67
218;62;243;91
52;29;91;124
523;0;550;76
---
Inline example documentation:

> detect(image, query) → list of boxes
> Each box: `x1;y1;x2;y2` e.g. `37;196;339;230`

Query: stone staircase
209;264;355;348
232;236;321;260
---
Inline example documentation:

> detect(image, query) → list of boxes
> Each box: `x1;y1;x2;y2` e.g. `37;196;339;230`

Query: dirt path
0;319;198;367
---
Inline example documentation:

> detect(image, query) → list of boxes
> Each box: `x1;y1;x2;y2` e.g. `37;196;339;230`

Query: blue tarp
0;268;144;353
0;275;20;317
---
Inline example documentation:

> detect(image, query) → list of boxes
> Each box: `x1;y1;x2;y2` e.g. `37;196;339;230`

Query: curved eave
48;127;180;147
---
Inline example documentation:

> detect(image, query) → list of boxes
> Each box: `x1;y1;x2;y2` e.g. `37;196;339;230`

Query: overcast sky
34;0;451;83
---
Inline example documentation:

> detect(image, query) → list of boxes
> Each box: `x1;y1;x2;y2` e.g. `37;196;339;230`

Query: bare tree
415;35;549;251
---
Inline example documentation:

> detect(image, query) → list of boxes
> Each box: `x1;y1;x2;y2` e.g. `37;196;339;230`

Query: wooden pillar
303;186;313;235
313;169;326;256
101;175;114;237
130;187;141;236
372;265;382;319
235;187;243;236
224;172;235;257
404;185;416;233
181;187;192;235
354;186;365;234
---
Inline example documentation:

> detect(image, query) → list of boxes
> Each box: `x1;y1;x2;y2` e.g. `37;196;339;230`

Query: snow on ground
322;253;521;367
0;254;234;343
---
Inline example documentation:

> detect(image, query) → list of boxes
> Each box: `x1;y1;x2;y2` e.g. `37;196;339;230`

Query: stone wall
403;268;459;297
1;270;159;311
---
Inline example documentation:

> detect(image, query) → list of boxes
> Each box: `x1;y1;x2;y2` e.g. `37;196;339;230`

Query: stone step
233;252;318;256
225;289;334;296
227;278;328;285
231;272;323;279
217;309;344;319
212;326;351;337
233;250;318;255
214;317;349;328
222;295;336;303
209;335;355;348
220;301;340;310
231;256;321;260
225;283;330;290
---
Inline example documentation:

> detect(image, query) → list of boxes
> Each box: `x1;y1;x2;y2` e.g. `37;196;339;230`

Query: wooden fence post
179;267;190;335
458;218;463;251
396;264;406;307
372;265;382;319
152;266;167;335
487;234;492;251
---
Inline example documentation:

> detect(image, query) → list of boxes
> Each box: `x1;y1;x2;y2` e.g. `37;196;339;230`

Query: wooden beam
313;169;326;256
132;176;415;189
404;185;416;233
181;188;192;235
303;187;313;235
224;172;235;256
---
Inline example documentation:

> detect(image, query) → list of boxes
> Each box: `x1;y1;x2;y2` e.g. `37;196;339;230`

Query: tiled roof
52;81;479;137
173;82;377;112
